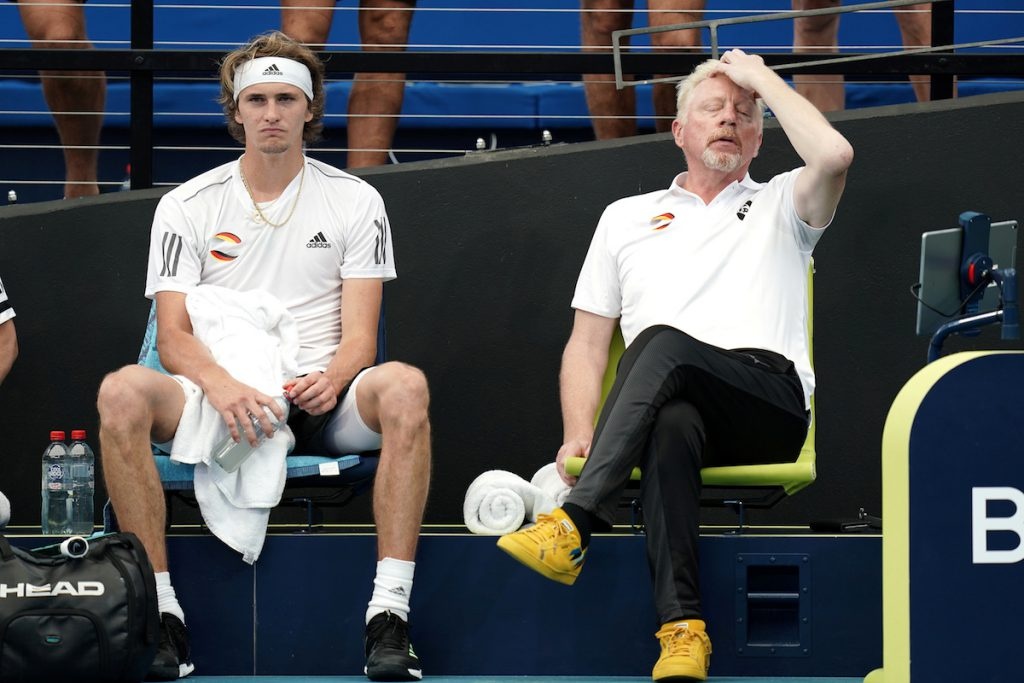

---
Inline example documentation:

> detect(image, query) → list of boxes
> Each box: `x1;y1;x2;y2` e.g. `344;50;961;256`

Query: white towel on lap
463;464;573;535
167;285;299;564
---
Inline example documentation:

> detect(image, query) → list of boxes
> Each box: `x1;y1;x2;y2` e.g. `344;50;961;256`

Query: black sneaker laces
367;613;409;654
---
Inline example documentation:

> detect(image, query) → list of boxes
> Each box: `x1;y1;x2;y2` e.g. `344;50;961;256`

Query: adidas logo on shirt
262;64;283;76
306;231;332;248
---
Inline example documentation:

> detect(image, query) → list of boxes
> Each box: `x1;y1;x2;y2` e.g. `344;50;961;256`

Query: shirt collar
666;171;762;202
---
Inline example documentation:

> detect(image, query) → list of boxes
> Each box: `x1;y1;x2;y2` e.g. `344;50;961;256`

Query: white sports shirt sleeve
341;182;395;279
145;192;203;296
0;275;14;324
572;207;623;321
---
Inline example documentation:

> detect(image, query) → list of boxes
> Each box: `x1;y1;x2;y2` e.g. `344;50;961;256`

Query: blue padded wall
8;532;882;677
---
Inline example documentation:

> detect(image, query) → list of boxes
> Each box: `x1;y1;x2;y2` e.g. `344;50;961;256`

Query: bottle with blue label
68;429;95;535
41;430;71;535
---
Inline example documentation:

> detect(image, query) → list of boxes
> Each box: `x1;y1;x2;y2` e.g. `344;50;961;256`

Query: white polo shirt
572;168;825;408
0;275;13;325
145;156;396;375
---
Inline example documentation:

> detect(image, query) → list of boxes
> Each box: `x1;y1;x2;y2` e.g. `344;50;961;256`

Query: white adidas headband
233;56;314;102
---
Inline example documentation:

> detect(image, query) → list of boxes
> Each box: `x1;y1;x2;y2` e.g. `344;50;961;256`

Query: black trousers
564;325;810;624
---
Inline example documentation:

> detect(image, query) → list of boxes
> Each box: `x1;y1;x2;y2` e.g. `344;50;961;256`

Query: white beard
701;148;742;173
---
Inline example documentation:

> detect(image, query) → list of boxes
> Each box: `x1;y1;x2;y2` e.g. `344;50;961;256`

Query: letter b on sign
972;487;1024;564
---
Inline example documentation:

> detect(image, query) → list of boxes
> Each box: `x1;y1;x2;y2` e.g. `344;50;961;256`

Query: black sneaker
364;611;422;681
146;613;195;680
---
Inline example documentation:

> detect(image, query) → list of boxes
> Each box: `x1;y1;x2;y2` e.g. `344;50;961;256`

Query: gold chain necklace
239;160;306;228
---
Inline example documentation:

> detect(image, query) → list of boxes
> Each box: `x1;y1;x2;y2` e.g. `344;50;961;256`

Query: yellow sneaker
652;619;711;681
496;508;586;585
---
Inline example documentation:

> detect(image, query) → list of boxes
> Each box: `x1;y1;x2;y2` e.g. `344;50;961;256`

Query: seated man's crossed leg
499;326;809;680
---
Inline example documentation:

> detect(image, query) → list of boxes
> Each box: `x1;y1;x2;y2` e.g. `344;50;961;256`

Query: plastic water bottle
68;429;95;535
211;399;286;473
120;164;132;192
41;431;71;535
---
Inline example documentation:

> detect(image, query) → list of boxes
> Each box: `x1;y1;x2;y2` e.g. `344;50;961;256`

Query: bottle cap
50;430;65;441
71;430;87;440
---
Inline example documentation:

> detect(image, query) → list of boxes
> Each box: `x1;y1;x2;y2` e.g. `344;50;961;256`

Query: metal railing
0;0;1021;191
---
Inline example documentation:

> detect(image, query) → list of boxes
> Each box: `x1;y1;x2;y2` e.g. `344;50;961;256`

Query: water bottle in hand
212;398;287;473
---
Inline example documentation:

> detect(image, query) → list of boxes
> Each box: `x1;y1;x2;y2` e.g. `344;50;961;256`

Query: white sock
366;557;415;624
155;571;186;624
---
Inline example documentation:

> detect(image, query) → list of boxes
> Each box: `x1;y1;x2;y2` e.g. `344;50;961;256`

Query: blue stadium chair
104;299;383;532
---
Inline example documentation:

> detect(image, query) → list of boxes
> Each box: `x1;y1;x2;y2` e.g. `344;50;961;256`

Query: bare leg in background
281;0;414;168
18;0;105;198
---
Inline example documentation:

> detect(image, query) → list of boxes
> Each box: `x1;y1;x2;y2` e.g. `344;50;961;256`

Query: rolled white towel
530;462;572;509
463;470;556;535
0;491;10;528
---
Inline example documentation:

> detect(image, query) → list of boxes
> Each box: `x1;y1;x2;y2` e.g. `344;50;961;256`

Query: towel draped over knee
167;285;299;564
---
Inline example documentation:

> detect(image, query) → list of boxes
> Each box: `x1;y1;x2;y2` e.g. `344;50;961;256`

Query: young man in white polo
98;32;430;681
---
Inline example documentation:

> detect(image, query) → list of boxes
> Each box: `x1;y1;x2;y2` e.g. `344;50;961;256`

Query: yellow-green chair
564;262;816;521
